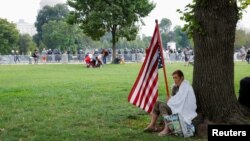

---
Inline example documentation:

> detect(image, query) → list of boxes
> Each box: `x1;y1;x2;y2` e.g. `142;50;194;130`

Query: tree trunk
111;25;117;63
193;0;241;122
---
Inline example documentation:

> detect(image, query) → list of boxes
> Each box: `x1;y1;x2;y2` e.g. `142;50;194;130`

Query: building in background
16;19;36;36
167;42;176;51
15;0;67;36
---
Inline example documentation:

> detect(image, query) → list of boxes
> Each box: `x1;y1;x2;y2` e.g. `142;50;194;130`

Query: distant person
54;49;61;62
14;50;20;63
239;46;246;61
169;49;175;64
28;50;32;64
101;48;109;64
32;49;39;64
41;48;47;64
246;48;250;64
11;50;15;61
47;49;53;63
85;53;95;68
78;49;84;62
144;70;197;136
177;48;182;61
187;49;194;66
165;49;170;64
124;48;128;54
95;54;103;67
188;55;194;66
184;48;189;66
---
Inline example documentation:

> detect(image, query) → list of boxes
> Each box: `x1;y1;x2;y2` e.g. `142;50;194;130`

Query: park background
1;0;250;140
0;62;249;140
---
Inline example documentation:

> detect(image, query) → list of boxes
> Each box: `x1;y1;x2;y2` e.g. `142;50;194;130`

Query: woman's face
173;74;183;86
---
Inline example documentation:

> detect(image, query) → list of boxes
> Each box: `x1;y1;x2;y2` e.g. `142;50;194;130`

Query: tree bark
193;0;241;122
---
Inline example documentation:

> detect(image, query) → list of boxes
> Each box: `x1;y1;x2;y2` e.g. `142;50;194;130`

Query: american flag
158;48;163;69
128;22;164;113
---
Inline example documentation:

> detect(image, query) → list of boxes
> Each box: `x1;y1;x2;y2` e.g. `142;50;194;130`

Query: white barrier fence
0;52;243;65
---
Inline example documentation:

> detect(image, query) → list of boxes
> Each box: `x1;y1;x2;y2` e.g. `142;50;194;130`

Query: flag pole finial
155;19;158;24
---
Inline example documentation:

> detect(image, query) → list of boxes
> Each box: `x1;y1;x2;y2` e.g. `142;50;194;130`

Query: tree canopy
67;0;155;61
0;18;19;54
173;26;191;49
234;28;250;49
18;34;36;55
42;20;90;53
34;4;69;46
159;18;172;34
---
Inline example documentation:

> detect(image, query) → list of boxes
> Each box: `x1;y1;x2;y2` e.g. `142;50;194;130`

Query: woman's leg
158;119;171;136
158;104;172;136
144;101;162;131
145;112;158;129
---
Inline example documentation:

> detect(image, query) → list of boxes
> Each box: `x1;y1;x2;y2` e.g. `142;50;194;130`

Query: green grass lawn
0;62;249;141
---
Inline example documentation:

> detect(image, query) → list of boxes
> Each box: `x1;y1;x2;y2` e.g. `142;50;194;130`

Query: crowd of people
163;47;194;66
3;46;250;65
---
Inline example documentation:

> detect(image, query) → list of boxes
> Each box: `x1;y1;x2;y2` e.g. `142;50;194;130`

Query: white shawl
167;80;197;124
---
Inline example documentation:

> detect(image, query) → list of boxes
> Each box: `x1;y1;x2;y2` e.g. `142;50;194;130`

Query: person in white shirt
240;46;246;61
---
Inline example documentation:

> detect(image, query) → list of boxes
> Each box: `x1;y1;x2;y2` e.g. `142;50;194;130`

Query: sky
0;0;249;36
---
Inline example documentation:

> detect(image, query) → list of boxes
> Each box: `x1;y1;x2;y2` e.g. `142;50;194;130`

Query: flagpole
155;20;170;99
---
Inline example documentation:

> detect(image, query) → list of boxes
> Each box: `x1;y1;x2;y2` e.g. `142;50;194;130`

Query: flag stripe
142;73;158;110
146;86;158;112
128;30;159;103
136;48;158;107
128;23;163;113
139;58;158;108
130;41;158;106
